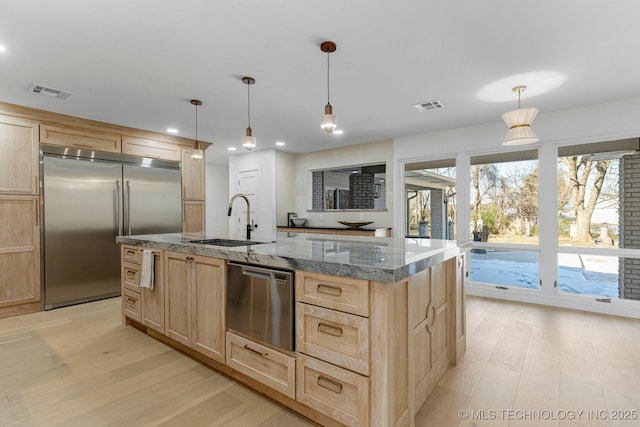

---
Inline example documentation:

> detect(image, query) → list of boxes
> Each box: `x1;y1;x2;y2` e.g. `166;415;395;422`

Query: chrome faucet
228;193;257;240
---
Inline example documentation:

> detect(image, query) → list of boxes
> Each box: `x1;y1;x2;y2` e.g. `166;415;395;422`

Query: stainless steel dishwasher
226;262;294;352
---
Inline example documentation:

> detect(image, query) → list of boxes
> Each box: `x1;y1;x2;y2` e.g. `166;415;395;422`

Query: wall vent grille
28;84;72;100
413;100;444;112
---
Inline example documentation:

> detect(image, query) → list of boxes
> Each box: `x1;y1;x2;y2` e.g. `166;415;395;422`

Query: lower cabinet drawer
123;289;141;322
122;262;141;291
226;332;296;399
296;353;369;427
296;302;370;375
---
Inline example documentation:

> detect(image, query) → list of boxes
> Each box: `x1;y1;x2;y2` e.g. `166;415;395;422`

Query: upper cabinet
122;136;181;161
181;147;205;200
40;124;121;153
0;115;39;194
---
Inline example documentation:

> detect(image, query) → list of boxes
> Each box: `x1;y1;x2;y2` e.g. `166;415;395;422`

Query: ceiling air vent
28;84;72;100
413;99;444;112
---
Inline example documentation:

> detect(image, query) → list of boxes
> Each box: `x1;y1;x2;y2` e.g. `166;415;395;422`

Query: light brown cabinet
164;251;226;363
182;201;205;233
120;246;164;333
122;136;181;161
408;259;453;411
0;196;40;316
226;331;296;399
181;147;205;200
40;124;121;153
0;115;39;194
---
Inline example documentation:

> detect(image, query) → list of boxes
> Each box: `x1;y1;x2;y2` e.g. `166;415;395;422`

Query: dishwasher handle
241;268;272;281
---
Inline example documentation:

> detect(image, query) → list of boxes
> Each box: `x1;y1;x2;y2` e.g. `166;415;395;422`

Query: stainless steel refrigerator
41;144;182;310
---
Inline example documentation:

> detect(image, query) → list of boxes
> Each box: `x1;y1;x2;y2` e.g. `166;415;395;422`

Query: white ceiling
2;1;640;164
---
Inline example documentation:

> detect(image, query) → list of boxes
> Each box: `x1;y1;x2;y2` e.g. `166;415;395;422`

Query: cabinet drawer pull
74;143;94;149
243;344;268;357
317;284;342;296
317;375;343;394
126;297;136;305
35;202;39;226
144;154;160;159
317;322;343;337
126;250;136;257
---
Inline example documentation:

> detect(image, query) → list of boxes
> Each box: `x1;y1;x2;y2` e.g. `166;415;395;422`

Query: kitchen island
117;232;468;427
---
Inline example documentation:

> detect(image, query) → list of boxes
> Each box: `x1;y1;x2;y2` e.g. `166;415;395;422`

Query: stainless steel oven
226;262;294;352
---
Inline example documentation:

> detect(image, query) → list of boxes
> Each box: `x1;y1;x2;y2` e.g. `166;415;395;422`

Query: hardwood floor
0;298;315;426
1;296;639;426
416;296;640;427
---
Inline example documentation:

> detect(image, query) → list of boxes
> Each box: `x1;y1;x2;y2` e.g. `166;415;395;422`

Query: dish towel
140;250;155;290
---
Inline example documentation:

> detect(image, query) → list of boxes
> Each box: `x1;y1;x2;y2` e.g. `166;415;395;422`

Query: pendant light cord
247;83;251;128
326;49;331;104
195;103;198;142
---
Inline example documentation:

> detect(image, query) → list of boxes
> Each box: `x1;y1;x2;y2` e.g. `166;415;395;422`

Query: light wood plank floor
1;297;639;426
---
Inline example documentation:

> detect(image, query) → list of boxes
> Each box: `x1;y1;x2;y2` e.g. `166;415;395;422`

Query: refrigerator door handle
126;180;132;236
116;179;123;236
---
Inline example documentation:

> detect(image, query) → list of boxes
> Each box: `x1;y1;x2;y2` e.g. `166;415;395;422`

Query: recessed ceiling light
275;141;285;146
228;147;237;151
166;128;179;134
333;129;344;135
0;44;6;52
477;71;566;102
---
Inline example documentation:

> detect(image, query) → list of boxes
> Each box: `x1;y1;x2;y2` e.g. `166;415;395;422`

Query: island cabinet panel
122;262;141;292
296;353;370;427
408;260;452;411
455;254;467;363
163;251;226;363
141;250;164;333
0;196;40;313
295;271;369;317
296;302;370;376
226;331;296;399
0;115;39;195
164;252;192;346
191;255;225;362
122;136;181;161
39;124;121;153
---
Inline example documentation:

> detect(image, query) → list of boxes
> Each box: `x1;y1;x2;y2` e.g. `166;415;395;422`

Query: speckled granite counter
117;232;468;283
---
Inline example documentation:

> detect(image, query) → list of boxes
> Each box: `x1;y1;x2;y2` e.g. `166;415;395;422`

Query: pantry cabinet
0;196;40;315
164;251;226;363
0;115;39;194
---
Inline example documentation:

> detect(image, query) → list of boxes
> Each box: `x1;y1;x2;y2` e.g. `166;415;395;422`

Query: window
557;138;640;300
405;159;456;239
469;150;539;290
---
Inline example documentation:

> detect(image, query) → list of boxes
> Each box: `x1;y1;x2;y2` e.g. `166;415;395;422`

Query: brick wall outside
619;153;640;300
430;189;444;239
349;173;375;209
312;171;324;210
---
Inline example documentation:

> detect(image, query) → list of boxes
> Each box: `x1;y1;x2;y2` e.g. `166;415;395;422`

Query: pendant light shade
242;77;256;151
320;41;337;133
502;85;539;146
190;99;204;160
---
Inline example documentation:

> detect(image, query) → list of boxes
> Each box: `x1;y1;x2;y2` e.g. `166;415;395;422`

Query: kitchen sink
188;238;268;247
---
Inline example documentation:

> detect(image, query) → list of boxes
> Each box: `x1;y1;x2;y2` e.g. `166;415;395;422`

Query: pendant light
242;76;256;151
501;85;539;146
320;41;337;133
190;99;204;160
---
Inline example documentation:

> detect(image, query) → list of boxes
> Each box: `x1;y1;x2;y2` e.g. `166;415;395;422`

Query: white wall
205;162;229;236
294;139;394;228
275;151;296;226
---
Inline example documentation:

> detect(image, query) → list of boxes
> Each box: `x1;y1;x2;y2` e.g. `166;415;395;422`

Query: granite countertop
117;232;469;283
